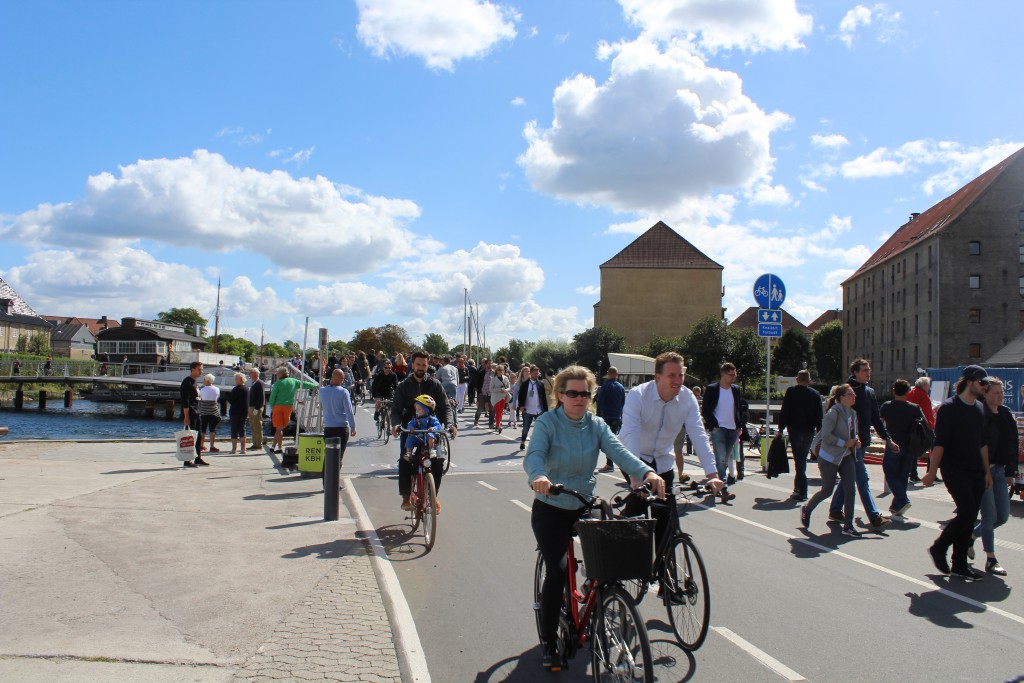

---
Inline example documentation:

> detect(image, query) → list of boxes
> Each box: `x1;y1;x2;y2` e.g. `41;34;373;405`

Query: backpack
906;418;934;460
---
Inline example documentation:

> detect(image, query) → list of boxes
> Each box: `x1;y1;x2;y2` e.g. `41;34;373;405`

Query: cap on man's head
960;365;988;382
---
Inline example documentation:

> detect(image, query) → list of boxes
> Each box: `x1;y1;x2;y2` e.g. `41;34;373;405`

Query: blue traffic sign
753;274;786;309
758;308;782;324
758;323;783;338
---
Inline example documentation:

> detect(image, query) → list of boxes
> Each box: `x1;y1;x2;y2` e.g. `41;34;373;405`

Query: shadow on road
281;537;358;560
374;523;431;560
101;467;181;474
244;491;316;501
752;496;800;511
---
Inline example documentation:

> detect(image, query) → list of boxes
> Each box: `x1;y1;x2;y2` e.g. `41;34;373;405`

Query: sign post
753;274;786;470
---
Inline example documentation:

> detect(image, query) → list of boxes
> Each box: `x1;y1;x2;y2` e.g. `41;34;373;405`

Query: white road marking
511;499;533;512
712;627;806;681
477;481;497;491
697;502;1024;626
343;480;431;683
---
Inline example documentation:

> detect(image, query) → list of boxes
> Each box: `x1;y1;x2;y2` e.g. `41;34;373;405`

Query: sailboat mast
213;278;221;353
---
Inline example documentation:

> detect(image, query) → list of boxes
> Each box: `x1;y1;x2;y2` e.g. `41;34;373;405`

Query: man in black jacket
517;365;548;451
829;358;897;529
702;362;749;484
179;361;206;468
778;369;823;501
391;351;456;511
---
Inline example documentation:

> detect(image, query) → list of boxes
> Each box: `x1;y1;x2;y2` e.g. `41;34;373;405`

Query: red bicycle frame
564;538;601;646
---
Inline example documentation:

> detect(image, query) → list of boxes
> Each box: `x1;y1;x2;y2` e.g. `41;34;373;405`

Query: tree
28;331;50;355
157;307;208;335
262;342;287;359
350;324;413;356
525;340;575;374
728;328;765;388
635;334;685;359
493;338;534;370
327;340;350;357
681;315;731;386
572;325;627;374
772;327;813;376
811;320;844;386
15;335;28;353
422;333;449;356
207;333;257;361
283;340;302;356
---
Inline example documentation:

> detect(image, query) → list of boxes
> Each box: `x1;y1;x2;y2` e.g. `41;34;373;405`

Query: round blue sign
753;273;786;309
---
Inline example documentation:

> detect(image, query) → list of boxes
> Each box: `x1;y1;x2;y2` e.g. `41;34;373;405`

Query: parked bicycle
533;484;655;682
614;481;712;651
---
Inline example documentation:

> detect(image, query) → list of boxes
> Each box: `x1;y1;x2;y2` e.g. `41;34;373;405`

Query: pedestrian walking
879;379;927;518
321;368;356;471
455;356;470;412
518;365;548;450
247;368;266;450
473;359;494;428
828;359;895;530
228;372;249;454
778;369;824;501
702;362;748;485
801;384;860;536
970;377;1016;576
490;364;512;434
179;362;206;468
595;366;626;471
906;376;935;482
923;365;992;581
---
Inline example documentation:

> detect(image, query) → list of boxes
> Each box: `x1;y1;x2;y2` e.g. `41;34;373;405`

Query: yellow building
0;276;51;353
593;221;724;348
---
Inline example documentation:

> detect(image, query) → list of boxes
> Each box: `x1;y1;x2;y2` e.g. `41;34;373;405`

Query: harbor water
0;399;183;440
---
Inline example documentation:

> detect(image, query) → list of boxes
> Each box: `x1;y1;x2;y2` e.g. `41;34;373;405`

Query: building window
969;275;981;289
915;315;919;333
969;343;981;359
928;311;933;334
1020;310;1024;330
928;344;932;366
1019;245;1024;264
915;253;919;273
1019;210;1024;233
968;241;981;255
969;309;981;324
1020;276;1024;296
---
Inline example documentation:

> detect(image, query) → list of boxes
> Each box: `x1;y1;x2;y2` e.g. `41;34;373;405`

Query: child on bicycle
404;394;442;460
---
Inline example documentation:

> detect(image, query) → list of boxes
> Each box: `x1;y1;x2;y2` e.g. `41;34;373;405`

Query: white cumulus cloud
0;150;424;280
356;0;518;71
619;0;813;52
519;38;790;213
811;133;849;150
838;3;902;48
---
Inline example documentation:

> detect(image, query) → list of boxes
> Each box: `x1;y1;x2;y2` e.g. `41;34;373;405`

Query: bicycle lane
643;467;1024;682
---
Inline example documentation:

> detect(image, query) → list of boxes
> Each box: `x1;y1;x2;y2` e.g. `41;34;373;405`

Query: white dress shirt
618;380;716;476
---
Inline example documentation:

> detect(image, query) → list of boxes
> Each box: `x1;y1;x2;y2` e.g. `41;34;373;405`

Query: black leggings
397;440;443;496
532;499;591;640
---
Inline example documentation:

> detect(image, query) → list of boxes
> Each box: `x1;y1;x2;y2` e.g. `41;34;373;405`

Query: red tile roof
601;221;722;269
846;146;1024;282
729;306;808;334
40;315;120;337
807;309;842;331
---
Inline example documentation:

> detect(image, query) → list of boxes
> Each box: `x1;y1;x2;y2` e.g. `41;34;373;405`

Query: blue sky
2;0;1022;350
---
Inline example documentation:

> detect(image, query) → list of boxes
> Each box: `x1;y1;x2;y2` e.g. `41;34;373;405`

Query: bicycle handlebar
547;484;614;518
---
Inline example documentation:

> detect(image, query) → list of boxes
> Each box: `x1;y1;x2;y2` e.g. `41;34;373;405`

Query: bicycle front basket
575;518;656;581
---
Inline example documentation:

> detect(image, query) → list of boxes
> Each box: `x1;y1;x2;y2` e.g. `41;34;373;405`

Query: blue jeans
711;428;739;480
830;444;880;521
974;464;1011;553
882;444;915;512
520;412;540;443
788;430;814;497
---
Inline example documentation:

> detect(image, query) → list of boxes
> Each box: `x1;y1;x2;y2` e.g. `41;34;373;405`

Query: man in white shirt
517;365;548;450
619;353;731;536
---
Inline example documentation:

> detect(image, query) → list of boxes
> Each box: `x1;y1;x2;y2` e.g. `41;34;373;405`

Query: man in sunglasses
618;352;730;543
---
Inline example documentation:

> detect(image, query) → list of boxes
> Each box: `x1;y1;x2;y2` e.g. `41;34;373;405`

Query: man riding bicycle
392;351;456;511
372;359;398;422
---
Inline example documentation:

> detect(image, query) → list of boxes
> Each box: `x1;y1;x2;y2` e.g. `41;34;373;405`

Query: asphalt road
341;400;1024;682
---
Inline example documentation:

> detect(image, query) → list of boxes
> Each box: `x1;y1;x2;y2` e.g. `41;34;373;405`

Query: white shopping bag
174;429;198;461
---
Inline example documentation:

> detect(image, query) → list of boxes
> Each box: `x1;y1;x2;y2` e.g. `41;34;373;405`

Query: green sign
298;434;325;473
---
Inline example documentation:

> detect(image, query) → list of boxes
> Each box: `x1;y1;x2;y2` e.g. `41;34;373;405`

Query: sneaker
800;505;810;528
986;557;1007;576
183;460;198;468
541;638;561;671
599;463;614;472
497;427;502;434
928;545;951;575
893;502;912;517
889;514;906;523
209;446;221;453
967;536;977;560
726;475;736;485
871;515;891;530
789;492;808;502
950;566;984;582
401;496;412;511
841;527;860;537
194;457;210;466
828;511;844;523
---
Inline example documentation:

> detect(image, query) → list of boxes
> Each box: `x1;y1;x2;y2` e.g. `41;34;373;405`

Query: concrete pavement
0;439;404;682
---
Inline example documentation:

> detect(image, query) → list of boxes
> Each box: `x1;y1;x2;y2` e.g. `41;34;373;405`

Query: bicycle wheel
376;414;385;440
664;535;710;651
383;420;391;445
422;469;438;550
436;432;452;473
533;553;546;644
590;585;653;683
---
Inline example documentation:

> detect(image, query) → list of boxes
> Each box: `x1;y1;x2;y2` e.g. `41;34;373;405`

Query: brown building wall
598;267;723;348
843;158;1024;393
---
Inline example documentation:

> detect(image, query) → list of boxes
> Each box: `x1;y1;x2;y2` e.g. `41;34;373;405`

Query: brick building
593;221;723;349
841;145;1024;391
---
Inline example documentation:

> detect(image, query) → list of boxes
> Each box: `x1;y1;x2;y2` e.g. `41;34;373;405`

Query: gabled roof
41;315;119;336
601;221;722;270
807;309;842;332
51;322;96;343
729;306;808;335
846;146;1024;282
0;276;48;327
984;331;1024;367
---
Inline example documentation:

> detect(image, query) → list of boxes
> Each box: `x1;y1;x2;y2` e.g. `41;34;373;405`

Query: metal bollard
323;437;341;521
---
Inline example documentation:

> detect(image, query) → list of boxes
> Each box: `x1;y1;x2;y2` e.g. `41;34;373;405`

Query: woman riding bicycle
524;365;666;670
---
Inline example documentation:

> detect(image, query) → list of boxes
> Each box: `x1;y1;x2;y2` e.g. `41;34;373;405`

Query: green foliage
327;340;350;357
772;327;812;376
422;332;449;356
15;335;29;353
494;338;534;370
525;339;575;374
811;320;844;386
28;332;49;355
282;340;302;356
681;315;731;386
634;334;685;359
207;334;257;361
261;342;287;359
572;325;626;373
349;324;413;356
156;307;208;335
728;328;765;387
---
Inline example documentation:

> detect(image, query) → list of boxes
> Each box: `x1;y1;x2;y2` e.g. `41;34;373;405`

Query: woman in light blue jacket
801;385;861;536
524;365;665;670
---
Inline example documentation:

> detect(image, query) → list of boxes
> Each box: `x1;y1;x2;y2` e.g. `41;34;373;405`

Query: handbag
174;429;198;461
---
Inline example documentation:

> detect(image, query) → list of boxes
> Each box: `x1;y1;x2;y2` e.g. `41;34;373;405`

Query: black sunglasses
561;389;592;399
